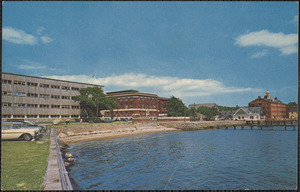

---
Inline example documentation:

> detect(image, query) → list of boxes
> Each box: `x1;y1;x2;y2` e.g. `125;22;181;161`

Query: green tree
188;107;198;121
105;97;118;118
164;96;188;117
72;87;117;119
196;106;219;121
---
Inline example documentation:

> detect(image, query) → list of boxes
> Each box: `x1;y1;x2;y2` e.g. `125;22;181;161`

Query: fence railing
52;127;73;190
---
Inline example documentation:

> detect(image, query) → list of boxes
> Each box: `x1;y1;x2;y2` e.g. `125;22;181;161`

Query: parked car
1;122;43;141
24;121;47;133
104;118;114;123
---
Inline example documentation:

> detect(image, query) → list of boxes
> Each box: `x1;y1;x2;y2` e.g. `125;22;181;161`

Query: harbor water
66;126;297;190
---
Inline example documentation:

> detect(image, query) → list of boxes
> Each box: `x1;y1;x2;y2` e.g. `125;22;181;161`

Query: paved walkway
42;128;62;190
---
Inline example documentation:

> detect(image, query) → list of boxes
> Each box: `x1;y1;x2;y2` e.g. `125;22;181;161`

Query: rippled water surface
67;127;297;190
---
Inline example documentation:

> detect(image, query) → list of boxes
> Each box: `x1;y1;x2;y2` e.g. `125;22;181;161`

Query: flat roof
2;72;104;87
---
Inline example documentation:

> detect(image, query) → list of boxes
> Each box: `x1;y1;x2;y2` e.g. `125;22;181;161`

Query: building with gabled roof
233;107;264;120
248;90;287;119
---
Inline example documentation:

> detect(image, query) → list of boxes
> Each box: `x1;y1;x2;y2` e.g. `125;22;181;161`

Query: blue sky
3;1;298;106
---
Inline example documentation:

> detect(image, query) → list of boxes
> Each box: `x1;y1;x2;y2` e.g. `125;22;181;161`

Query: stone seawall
55;121;246;144
158;120;247;130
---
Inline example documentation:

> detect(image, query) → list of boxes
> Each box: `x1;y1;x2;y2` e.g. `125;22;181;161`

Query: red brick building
102;90;169;119
249;91;287;120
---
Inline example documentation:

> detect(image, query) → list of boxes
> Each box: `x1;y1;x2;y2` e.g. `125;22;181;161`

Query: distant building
248;90;287;120
2;72;104;122
188;103;219;111
219;110;236;120
233;107;264;121
102;90;169;119
287;102;298;119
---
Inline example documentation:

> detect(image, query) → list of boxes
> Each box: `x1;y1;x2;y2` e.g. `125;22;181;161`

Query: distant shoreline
55;120;246;144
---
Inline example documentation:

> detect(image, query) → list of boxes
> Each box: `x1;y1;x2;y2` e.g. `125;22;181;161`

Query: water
66;127;297;190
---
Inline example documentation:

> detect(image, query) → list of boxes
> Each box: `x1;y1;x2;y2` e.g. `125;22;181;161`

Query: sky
2;1;298;107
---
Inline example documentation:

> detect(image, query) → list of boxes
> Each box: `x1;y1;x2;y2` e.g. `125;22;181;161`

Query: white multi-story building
2;72;103;122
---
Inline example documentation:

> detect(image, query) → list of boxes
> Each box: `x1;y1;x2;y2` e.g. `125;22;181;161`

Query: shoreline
55;120;246;144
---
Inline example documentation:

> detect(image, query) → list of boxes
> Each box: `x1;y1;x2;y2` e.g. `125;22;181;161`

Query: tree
72;87;117;119
188;107;198;121
196;106;219;121
105;97;118;118
164;96;188;117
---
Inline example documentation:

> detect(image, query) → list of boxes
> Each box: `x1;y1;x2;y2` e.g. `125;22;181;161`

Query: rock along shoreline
56;120;246;144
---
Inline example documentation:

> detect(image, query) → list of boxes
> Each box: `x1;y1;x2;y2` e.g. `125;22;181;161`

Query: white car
2;122;43;141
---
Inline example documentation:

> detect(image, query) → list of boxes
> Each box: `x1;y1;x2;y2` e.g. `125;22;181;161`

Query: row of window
2;102;80;109
2;91;73;100
2;79;80;91
118;97;158;102
2;115;80;118
119;103;157;109
106;111;157;116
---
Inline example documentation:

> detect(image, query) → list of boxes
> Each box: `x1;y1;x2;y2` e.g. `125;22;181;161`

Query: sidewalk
42;128;62;190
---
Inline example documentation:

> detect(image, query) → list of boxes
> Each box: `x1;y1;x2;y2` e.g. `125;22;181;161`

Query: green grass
1;141;50;191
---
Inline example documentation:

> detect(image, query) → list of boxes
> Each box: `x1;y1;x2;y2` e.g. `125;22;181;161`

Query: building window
51;105;60;108
28;104;38;108
2;102;12;107
40;104;50;108
62;86;70;90
2;115;12;118
71;115;79;118
51;95;60;99
13;115;25;118
27;93;38;97
40;94;50;98
13;92;26;97
27;82;38;87
62;105;70;109
130;97;133;101
2;79;12;84
39;115;49;118
40;84;50;88
2;91;12;96
71;87;80;91
61;115;70;118
72;106;80;109
13;103;26;107
14;81;25;85
62;96;70;100
51;115;60;118
27;115;38;118
51;85;60;89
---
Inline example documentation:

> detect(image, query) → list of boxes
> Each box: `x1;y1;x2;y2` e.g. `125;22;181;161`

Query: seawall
55;120;246;144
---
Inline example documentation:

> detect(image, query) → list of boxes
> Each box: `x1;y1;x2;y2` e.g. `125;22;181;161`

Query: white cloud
45;73;262;99
41;35;53;44
235;30;298;55
18;60;46;70
251;49;269;59
3;26;53;45
3;27;38;45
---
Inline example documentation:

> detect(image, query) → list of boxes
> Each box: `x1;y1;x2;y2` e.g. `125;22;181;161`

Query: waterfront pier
225;120;298;131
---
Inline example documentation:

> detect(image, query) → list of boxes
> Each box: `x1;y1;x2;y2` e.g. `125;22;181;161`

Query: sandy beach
55;122;179;144
55;120;246;144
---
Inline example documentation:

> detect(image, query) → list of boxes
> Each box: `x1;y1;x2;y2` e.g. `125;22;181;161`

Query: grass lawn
1;141;50;191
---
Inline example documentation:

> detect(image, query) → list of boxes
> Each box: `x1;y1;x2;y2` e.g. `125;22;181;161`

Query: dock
225;120;298;131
